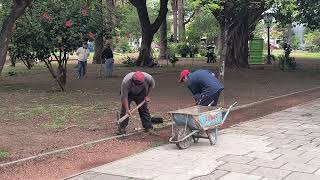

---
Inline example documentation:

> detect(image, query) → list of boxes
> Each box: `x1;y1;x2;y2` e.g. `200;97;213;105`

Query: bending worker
179;69;224;106
118;71;157;135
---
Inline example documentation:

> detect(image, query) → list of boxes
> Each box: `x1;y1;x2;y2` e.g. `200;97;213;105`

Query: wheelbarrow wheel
175;125;192;149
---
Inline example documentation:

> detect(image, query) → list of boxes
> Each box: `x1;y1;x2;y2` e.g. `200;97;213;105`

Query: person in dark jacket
101;42;114;77
179;69;224;106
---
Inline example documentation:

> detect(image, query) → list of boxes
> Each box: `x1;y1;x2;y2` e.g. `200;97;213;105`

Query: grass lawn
270;49;320;59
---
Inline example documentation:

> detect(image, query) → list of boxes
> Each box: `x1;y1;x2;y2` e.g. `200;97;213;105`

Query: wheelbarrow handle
117;100;146;124
221;102;237;124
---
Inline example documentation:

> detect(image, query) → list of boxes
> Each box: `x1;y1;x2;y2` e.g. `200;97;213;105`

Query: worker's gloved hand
145;96;151;102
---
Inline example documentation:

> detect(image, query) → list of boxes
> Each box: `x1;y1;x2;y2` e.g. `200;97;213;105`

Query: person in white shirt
76;42;90;79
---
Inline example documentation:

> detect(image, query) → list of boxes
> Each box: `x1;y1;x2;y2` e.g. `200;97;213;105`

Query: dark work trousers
119;90;153;130
198;89;223;106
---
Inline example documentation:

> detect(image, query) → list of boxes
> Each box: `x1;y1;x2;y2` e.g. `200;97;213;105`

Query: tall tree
177;0;184;41
171;0;178;42
93;0;116;64
10;0;105;91
201;0;267;68
128;0;169;66
0;0;31;74
159;16;167;59
297;0;320;30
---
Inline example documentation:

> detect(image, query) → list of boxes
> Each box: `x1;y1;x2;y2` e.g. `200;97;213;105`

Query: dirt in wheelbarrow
2;87;320;180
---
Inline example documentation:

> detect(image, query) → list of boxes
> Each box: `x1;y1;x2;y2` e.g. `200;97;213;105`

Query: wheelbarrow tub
168;106;227;130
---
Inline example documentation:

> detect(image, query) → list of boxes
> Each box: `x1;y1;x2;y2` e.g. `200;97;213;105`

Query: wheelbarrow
168;102;237;149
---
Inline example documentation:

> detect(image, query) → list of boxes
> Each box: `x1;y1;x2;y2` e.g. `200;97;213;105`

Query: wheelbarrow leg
206;128;218;145
214;128;218;144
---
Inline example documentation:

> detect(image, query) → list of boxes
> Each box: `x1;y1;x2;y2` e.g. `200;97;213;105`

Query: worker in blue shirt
179;69;224;106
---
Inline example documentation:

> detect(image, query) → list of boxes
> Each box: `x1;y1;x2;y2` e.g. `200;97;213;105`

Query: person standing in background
101;42;114;78
76;42;90;79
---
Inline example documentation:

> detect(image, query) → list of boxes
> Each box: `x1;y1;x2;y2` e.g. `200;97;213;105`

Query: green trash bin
249;38;264;64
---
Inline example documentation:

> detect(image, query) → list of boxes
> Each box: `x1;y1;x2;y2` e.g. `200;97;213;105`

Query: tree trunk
138;32;154;66
225;20;250;68
214;1;265;68
286;23;293;45
172;0;178;42
93;0;116;64
159;17;168;59
177;0;184;41
0;0;31;74
129;0;168;66
93;35;104;64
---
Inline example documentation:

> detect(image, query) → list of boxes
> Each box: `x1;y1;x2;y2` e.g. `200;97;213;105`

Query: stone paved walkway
67;99;320;180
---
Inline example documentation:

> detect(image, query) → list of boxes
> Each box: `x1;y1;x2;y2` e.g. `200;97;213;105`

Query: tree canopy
10;0;108;90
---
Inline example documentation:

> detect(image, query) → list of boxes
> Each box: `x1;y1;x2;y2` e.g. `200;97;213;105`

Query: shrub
278;55;297;71
189;45;199;58
168;47;179;67
118;39;131;53
122;56;136;67
177;42;190;57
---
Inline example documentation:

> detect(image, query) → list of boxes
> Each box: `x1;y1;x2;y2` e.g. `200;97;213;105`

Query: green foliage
122;56;136;67
253;21;265;38
11;0;108;60
291;35;300;50
9;0;109;90
116;1;159;40
0;0;12;29
305;31;320;52
0;150;10;159
117;3;141;39
118;38;131;53
168;48;179;67
278;55;296;71
272;0;298;27
297;0;320;30
168;43;179;55
186;9;219;45
177;42;190;57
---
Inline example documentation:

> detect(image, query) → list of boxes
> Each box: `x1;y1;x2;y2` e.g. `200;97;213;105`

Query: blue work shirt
187;69;224;101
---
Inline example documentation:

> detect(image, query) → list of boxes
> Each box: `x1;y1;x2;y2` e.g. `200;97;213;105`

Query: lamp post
263;11;273;64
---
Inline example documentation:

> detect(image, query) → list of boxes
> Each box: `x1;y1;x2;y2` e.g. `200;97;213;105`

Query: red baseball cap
179;70;190;82
132;71;145;83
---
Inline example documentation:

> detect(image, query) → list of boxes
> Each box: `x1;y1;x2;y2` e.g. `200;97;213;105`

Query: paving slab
284;172;320;180
250;167;291;179
67;99;320;180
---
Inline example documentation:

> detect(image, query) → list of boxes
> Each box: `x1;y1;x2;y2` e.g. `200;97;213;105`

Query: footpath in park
67;98;320;180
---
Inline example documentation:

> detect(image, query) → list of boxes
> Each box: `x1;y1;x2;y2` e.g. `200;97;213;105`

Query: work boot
117;127;126;135
145;128;159;136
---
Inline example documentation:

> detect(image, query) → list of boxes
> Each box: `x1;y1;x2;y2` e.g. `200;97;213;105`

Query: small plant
0;150;10;159
84;143;94;151
168;46;179;67
279;43;297;71
278;55;297;71
7;69;17;76
168;51;179;67
122;56;136;67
